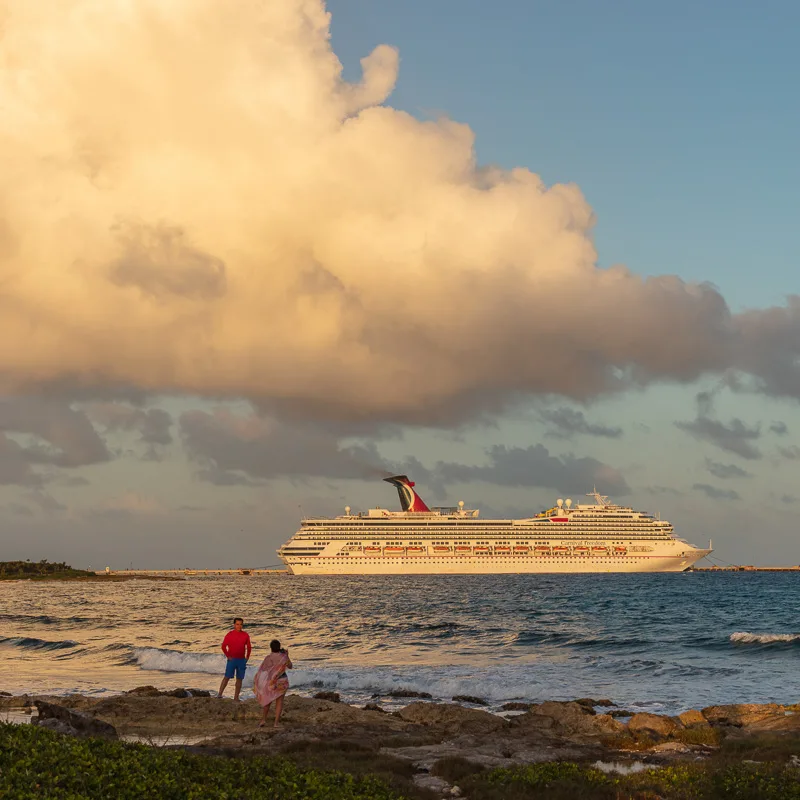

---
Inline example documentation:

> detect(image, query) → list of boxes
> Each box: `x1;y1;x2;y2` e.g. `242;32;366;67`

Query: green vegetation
0;724;404;799
0;559;95;580
459;759;800;800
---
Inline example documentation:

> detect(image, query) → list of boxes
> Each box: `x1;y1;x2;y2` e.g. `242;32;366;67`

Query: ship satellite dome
557;498;563;507
565;499;572;508
458;500;464;508
345;506;351;515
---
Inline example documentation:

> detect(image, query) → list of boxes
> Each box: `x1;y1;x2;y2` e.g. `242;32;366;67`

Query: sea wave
0;636;78;651
730;632;800;645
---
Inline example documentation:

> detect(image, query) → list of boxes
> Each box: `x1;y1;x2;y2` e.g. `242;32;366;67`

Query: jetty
98;568;289;577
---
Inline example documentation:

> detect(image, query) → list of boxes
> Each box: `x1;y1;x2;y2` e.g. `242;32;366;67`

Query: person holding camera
253;638;293;728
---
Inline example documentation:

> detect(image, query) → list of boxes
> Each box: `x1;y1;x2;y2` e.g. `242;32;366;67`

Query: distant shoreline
0;574;183;582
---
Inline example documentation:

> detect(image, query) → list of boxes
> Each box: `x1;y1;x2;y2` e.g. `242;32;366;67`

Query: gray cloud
434;444;629;496
705;459;751;479
675;416;761;460
769;421;789;435
0;398;111;485
86;402;173;446
693;483;740;500
179;409;390;484
780;494;797;504
539;407;623;439
779;445;800;460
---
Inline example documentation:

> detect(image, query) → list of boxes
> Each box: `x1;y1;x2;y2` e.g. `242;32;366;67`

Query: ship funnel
383;475;431;512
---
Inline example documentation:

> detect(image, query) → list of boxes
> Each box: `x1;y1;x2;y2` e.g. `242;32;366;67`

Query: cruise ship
277;476;712;575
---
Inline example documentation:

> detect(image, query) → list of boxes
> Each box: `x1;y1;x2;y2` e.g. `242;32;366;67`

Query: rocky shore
4;688;800;798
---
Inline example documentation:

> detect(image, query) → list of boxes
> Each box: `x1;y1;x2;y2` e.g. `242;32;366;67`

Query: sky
0;0;798;568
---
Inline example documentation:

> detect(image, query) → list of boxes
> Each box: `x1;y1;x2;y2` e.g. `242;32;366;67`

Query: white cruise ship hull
283;550;711;575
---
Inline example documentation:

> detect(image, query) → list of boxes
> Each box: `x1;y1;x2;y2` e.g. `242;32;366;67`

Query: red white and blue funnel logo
383;475;430;512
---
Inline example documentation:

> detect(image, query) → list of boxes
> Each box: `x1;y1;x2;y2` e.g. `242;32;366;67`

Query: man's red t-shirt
222;629;251;659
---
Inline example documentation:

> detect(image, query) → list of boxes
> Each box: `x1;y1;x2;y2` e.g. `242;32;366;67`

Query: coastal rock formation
701;703;800;731
677;709;709;728
627;712;683;739
33;700;118;740
398;702;507;735
511;701;625;741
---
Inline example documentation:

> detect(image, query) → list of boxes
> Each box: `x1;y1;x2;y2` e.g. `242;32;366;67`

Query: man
218;617;251;701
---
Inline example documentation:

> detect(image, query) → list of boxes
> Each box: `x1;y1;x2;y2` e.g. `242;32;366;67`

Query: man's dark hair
270;639;281;653
234;617;243;625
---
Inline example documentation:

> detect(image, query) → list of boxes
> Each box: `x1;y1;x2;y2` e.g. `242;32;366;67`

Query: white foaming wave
730;632;800;644
132;647;258;686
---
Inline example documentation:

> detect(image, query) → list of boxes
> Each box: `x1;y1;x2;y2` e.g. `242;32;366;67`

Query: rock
34;700;118;740
575;698;615;708
701;703;787;729
608;710;634;719
678;709;709;728
363;703;386;713
500;702;532;712
39;717;75;736
650;741;692;754
313;691;341;703
413;774;451;793
450;787;462;796
398;702;507;735
627;713;683;740
0;691;11;697
187;689;212;698
452;695;488;706
513;702;624;741
382;689;433;699
125;686;163;697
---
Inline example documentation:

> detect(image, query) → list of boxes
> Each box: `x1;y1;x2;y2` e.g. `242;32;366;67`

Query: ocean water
4;573;800;715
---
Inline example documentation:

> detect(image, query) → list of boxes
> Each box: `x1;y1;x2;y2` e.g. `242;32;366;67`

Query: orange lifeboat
494;546;511;554
406;546;426;555
552;546;570;554
534;546;551;555
474;546;490;554
384;546;405;555
592;546;608;554
513;545;530;553
573;546;589;555
455;545;472;553
364;546;381;555
433;546;452;553
613;546;627;555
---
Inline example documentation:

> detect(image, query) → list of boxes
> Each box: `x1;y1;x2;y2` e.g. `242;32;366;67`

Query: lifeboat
384;546;405;555
406;546;426;555
433;546;452;553
613;546;627;555
513;545;530;553
364;546;381;555
494;546;511;554
455;545;472;553
552;546;570;554
573;546;589;555
591;547;608;554
534;546;551;555
474;546;490;554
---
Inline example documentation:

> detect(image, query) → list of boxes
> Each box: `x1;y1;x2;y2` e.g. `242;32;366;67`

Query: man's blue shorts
225;657;247;680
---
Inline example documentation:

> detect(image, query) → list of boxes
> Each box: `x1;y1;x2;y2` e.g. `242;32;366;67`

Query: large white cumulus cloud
0;0;797;424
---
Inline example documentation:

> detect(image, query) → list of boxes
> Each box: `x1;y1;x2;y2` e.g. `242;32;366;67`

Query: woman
253;639;292;728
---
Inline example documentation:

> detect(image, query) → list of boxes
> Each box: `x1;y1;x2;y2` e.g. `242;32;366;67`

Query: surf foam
730;632;800;644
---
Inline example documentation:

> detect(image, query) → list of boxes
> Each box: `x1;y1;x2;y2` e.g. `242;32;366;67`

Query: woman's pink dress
253;651;290;707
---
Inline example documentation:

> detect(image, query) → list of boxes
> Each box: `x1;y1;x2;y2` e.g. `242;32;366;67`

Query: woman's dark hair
270;639;281;653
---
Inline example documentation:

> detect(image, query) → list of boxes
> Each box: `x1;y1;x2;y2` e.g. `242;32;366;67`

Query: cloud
675;416;761;460
0;398;110;484
705;459;751;479
693;483;740;500
435;444;629;496
769;421;788;435
539;407;623;439
179;408;391;484
780;494;797;504
778;445;800;460
85;402;173;446
0;1;798;426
